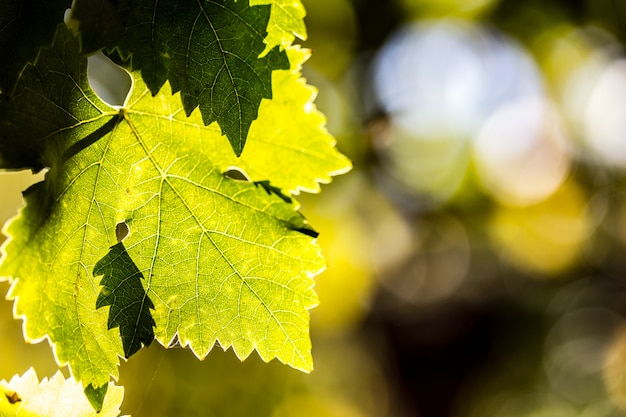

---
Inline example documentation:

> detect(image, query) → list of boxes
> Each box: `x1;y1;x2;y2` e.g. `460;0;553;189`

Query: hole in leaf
5;391;21;404
116;222;130;242
87;52;131;107
223;167;251;182
168;334;183;348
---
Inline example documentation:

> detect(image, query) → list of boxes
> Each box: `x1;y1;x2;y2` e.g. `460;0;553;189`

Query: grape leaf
0;368;123;417
215;46;352;194
250;0;308;55
0;20;112;170
0;0;69;97
0;23;341;391
70;0;290;156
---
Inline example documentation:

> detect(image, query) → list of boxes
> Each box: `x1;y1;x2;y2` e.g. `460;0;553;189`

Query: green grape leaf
215;46;351;194
70;0;290;156
0;369;123;417
94;242;156;359
0;24;342;390
250;0;308;55
0;0;69;97
0;29;109;170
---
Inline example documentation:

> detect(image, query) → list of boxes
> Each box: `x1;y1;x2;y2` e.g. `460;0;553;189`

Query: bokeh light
582;58;626;167
373;19;542;140
396;0;498;19
371;18;550;205
474;98;571;206
488;179;591;275
374;212;471;307
544;307;621;404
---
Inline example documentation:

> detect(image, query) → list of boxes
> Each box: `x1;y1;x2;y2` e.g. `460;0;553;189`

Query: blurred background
4;0;626;415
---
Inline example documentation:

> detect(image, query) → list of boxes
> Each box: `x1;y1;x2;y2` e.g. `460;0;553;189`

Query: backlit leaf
0;23;345;391
70;0;290;155
215;46;352;194
251;0;308;55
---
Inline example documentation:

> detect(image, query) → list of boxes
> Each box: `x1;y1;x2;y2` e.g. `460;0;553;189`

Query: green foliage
70;0;290;155
0;0;70;98
0;0;349;412
250;0;308;54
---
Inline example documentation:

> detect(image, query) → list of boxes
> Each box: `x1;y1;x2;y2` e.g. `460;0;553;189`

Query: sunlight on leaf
70;0;290;155
251;0;308;55
217;46;352;194
0;368;123;417
0;22;347;391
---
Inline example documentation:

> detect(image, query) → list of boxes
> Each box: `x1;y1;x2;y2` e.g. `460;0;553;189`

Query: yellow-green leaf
216;46;352;194
70;0;290;156
251;0;308;55
0;23;347;391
